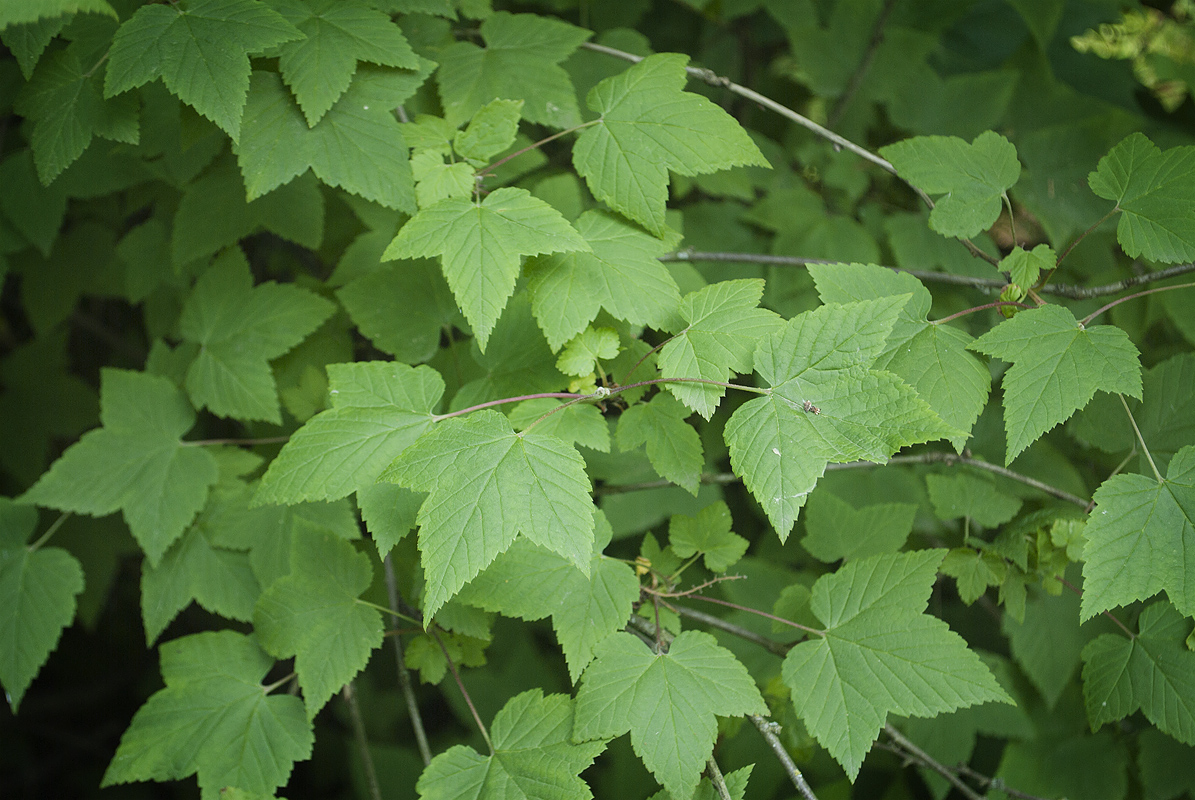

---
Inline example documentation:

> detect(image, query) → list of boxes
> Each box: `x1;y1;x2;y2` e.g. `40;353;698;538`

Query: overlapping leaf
970;304;1141;464
417;690;606;800
801;491;917;563
0;0;115;27
256;362;442;505
782;551;1011;779
20;369;218;565
1088;132;1195;263
335;260;459;364
616;391;704;495
383;187;590;350
668;501;748;572
725;297;959;538
573;53;769;235
179;249;335;424
658;279;782;419
104;0;303;140
254;528;382;719
383;409;594;618
102;630;312;797
1081;444;1195;620
573;630;767;799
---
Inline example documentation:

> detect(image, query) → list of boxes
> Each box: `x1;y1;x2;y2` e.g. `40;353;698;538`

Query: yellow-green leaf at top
0;0;115;27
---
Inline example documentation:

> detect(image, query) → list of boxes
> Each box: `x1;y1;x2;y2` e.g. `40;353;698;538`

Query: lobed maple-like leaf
255;362;442;505
383;409;595;618
970;304;1141;464
453;98;523;163
254;528;383;720
658;279;782;419
573;630;768;800
417;690;606;800
102;630;313;798
616;391;704;495
1081;600;1195;745
926;473;1022;527
1088;132;1195;263
509;399;610;452
572;53;769;236
1081;444;1195;621
335;260;459;364
383;187;590;351
20;369;219;565
104;0;303;140
1000;244;1055;290
179;249;335;424
668;501;748;572
782;551;1011;779
725;297;959;538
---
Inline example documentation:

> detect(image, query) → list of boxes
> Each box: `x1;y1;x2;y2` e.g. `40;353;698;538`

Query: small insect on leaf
803;400;820;415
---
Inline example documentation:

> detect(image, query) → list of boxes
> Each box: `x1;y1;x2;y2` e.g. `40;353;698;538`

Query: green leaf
179;248;336;424
256;362;442;505
417;690;605;800
1;14;69;80
508;399;611;453
0;512;84;711
14;47;140;185
668;501;748;572
435;11;590;129
336;261;459;364
1000;244;1055;290
237;65;431;210
970;304;1141;464
20;369;219;565
357;482;424;558
104;0;303;141
1138;728;1195;800
1081;444;1195;621
267;0;418;126
525;209;681;351
383;187;590;350
0;1;114;27
459;514;637;682
255;528;382;720
616;391;704;495
939;548;1008;605
726;297;959;538
454;98;523;162
658;279;782;419
101;630;313;797
1082;600;1195;745
1003;580;1093;708
573;630;768;800
384;409;594;618
557;327;620;377
782;551;1011;779
879;131;1020;239
1088;132;1195;263
572;53;769;236
800;491;917;563
926;473;1022;527
411;151;475;208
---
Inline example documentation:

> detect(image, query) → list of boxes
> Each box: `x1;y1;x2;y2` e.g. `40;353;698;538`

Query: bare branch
672;605;794;657
883;723;984;800
750;715;821;800
342;682;383;800
384;555;432;766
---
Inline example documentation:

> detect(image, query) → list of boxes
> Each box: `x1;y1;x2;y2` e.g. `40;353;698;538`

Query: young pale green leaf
19;369;218;565
879;131;1020;239
255;362;442;505
1088;132;1195;263
573;630;767;800
557;327;619;377
384;409;595;618
616;391;704;495
0;0;115;27
417;690;606;800
668;501;748;572
458;515;637;682
435;11;590;129
411;152;474;208
254;528;383;720
179;249;335;424
926;473;1022;527
525;209;681;351
726;298;959;538
782;551;1011;780
573;53;769;236
658;279;782;419
454;98;523;162
970;304;1141;464
383;187;590;350
939;548;1008;604
266;0;418;126
236;65;431;210
104;0;303;140
1081;600;1195;744
1000;244;1055;290
1081;444;1195;621
0;529;84;711
102;630;312;797
335;261;459;364
809;263;989;452
508;399;610;453
800;491;917;563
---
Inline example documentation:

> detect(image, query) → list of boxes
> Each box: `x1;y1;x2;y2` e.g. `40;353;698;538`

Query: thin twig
685;594;822;636
883;723;985;800
827;0;899;128
431;627;493;754
342;682;383;800
953;762;1057;800
1119;394;1163;483
384;555;432;766
180;435;291;447
706;756;733;800
28;512;70;552
1058;577;1136;639
673;605;793;657
595;471;742;495
749;715;820;800
1080;281;1195;326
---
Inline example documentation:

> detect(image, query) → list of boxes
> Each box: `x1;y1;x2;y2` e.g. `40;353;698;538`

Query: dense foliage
3;1;1195;799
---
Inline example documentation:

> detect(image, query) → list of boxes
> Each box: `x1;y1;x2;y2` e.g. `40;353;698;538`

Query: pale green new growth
1000;244;1055;289
454;98;523;162
668;501;748;572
